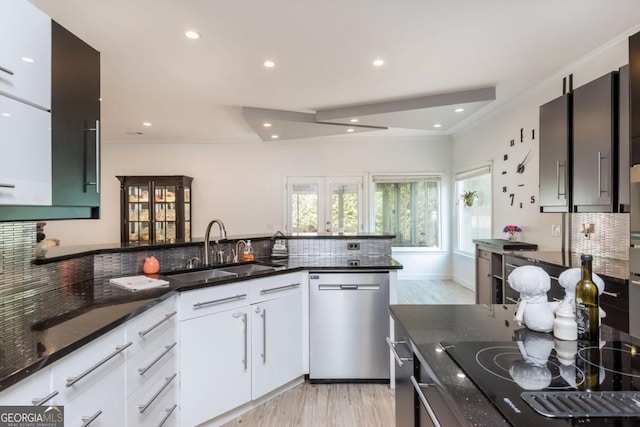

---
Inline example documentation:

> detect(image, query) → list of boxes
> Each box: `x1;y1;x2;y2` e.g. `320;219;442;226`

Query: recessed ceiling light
1;112;11;117
349;118;359;123
142;122;152;127
263;122;272;128
433;123;442;128
264;60;275;68
372;58;384;67
21;57;34;63
185;30;200;40
455;108;465;113
347;128;355;133
271;134;279;139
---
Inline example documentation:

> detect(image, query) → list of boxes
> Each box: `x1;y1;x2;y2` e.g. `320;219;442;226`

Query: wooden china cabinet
117;175;193;244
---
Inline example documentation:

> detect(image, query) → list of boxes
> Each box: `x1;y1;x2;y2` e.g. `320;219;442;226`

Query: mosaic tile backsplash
571;213;629;261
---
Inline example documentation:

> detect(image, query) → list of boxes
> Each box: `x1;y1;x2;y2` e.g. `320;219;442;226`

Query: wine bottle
575;254;599;343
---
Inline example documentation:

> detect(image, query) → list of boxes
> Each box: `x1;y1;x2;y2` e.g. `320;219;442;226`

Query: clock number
530;196;536;204
531;129;535;140
502;186;507;193
510;140;515;147
520;202;523;208
503;154;508;161
520;128;523;142
501;170;507;175
509;193;514;206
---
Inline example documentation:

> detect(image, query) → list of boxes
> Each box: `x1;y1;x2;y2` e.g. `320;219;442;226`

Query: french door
286;177;364;234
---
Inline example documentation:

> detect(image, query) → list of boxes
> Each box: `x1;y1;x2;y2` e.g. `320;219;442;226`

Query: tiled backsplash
571;213;629;261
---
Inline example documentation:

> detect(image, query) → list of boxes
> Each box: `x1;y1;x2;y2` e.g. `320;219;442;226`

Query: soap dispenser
243;240;255;261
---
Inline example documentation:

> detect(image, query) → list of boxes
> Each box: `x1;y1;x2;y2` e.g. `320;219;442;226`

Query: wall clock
501;129;537;209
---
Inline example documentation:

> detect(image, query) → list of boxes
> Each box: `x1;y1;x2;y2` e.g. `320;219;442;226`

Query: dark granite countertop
1;257;401;392
390;304;636;427
506;251;628;282
473;238;538;251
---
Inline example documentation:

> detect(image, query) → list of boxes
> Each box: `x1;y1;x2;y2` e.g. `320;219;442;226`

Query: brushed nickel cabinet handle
66;342;132;387
410;376;442;427
0;183;16;188
138;342;177;376
386;337;412;367
602;290;619;298
260;283;300;295
31;390;59;406
0;65;14;75
138;311;177;337
80;410;102;427
193;294;247;309
138;373;177;414
261;309;267;363
158;404;178;427
233;311;248;370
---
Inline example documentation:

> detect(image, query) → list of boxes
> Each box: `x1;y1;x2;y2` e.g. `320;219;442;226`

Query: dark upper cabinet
619;65;630;211
539;94;572;212
631;32;640;146
51;20;101;215
572;72;618;212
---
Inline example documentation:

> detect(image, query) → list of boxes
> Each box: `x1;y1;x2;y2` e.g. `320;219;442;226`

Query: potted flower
459;190;478;207
503;225;522;241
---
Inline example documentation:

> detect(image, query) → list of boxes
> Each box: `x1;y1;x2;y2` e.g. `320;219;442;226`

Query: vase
506;231;519;241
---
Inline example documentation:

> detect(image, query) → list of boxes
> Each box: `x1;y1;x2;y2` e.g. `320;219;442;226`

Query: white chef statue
508;265;558;333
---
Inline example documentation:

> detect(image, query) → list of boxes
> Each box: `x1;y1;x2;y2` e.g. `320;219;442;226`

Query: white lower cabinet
251;291;303;399
0;367;53;406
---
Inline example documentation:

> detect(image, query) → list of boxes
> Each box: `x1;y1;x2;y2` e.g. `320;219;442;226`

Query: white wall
45;135;452;279
450;33;631;286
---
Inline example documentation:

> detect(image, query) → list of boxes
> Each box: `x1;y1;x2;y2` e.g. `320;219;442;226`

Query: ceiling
30;0;640;144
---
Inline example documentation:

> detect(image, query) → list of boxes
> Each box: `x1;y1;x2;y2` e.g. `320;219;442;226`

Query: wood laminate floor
222;279;472;427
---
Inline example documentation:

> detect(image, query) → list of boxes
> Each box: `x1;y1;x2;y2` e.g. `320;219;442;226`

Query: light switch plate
551;225;561;237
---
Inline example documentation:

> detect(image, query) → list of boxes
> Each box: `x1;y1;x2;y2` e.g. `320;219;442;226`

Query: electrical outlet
551;224;561;237
348;259;360;267
347;242;360;250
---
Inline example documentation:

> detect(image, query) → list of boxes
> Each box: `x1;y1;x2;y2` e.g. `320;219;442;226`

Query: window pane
331;183;359;233
455;168;491;255
373;177;440;248
291;183;319;233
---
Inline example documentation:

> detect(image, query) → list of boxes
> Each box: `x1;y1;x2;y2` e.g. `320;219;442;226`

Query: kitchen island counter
390;304;638;426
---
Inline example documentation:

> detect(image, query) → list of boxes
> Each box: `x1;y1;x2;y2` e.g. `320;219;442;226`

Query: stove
443;332;640;426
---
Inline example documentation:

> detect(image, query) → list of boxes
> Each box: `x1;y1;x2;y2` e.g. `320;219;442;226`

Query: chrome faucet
203;219;227;266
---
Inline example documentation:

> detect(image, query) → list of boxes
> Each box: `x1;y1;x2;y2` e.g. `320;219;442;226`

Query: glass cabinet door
154;184;176;243
126;183;151;243
184;187;191;241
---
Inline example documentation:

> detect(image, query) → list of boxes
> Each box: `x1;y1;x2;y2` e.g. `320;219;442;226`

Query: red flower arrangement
502;225;522;233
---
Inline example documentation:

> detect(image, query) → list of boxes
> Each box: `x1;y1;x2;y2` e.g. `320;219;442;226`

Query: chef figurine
508;265;558;333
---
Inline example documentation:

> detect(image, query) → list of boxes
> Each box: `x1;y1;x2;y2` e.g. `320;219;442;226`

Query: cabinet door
539;94;571;212
251;292;303;399
51;21;101;209
619;65;630;211
0;368;53;406
0;0;51;109
573;72;617;212
0;95;51;205
180;307;251;426
476;255;491;304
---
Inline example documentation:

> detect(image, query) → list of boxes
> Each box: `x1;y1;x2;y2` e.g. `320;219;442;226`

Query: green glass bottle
575;254;599;343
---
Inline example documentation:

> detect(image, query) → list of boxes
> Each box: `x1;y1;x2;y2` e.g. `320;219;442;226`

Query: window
455;165;492;255
372;175;441;248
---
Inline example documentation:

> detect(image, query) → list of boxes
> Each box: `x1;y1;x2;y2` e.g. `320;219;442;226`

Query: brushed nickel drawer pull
158;404;178;427
505;297;519;304
410;376;442;427
602;290;619;298
386;337;412;367
138;311;177;337
193;294;247;309
138;373;177;414
0;183;16;188
138;342;177;375
0;65;14;75
80;410;102;427
31;390;58;406
66;342;132;387
260;283;300;295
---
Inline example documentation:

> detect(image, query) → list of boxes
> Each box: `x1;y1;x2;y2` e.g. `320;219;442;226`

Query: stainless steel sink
219;263;277;276
168;269;237;284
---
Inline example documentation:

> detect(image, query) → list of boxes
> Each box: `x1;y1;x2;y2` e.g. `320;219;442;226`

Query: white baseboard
397;273;450;280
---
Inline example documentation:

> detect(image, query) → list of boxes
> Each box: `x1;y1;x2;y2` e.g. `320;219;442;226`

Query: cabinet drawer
601;302;629;333
126;296;177;357
51;326;128;405
601;279;628;311
126;327;177;397
478;250;491;260
127;371;178;427
251;272;302;303
0;367;53;406
179;281;250;320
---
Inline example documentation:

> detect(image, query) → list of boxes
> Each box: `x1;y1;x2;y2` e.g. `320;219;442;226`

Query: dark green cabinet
118;176;193;244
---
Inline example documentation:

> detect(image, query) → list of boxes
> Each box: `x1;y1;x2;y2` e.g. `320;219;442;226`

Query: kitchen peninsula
390;304;640;427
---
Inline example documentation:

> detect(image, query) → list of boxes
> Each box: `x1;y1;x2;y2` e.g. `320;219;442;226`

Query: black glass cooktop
443;333;640;426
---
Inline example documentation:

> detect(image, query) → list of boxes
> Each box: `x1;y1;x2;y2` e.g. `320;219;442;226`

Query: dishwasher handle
318;284;380;291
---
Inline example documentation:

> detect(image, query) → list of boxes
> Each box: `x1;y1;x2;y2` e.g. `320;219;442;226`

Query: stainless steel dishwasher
309;271;390;381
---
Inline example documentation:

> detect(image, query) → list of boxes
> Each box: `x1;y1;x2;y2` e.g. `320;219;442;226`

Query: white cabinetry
250;273;303;399
126;296;179;427
0;367;53;406
50;326;129;426
0;0;51;110
0;0;51;206
180;282;252;426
